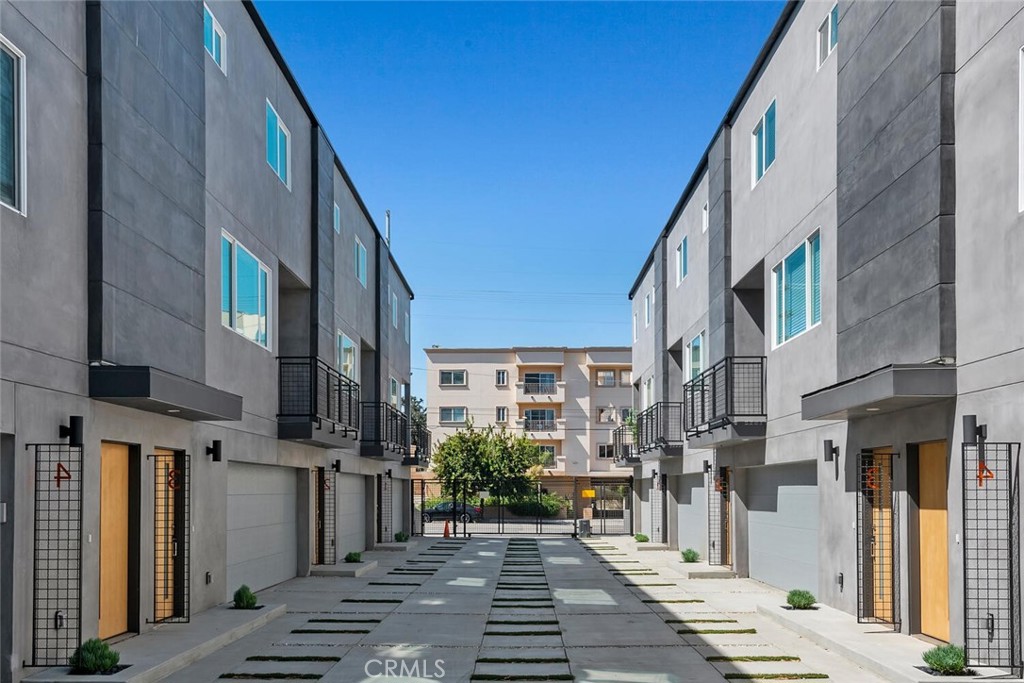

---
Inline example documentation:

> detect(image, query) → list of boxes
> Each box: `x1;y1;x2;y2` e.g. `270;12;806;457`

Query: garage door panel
747;462;818;592
336;473;365;554
227;494;296;529
227;463;298;597
677;474;706;556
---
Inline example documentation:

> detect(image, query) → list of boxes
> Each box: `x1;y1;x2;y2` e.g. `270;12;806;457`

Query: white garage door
676;474;707;557
227;462;298;598
335;473;365;555
747;461;819;592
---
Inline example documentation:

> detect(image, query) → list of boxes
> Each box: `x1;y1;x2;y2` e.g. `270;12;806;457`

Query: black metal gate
963;441;1021;674
151;451;190;624
707;462;730;566
589;480;634;535
31;443;83;666
857;450;899;629
377;473;394;544
315;468;336;565
651;473;667;544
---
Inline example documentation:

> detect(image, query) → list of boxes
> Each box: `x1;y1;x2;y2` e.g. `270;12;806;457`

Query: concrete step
310;560;377;577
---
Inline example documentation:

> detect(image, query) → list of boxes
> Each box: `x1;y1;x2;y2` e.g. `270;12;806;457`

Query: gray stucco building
624;0;1024;663
0;1;421;679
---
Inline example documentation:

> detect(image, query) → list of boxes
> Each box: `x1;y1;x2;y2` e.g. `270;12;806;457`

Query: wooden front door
99;443;129;639
153;449;176;621
918;441;950;641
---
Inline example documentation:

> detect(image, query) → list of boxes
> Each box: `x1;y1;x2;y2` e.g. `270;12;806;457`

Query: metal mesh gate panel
151;452;190;624
31;444;83;666
707;463;730;566
963;442;1021;674
650;474;667;544
857;451;899;629
377;474;394;543
316;468;337;565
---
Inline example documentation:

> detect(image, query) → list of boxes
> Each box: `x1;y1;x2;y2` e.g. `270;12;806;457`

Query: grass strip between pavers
622;583;676;587
476;658;569;664
491;604;554;608
291;628;371;634
341;598;402;603
309;618;382;623
246;656;341;662
642;599;703;603
368;582;420;586
220;675;321;680
664;618;737;623
706;656;800;662
487;620;559;625
483;630;562;636
471;676;573;682
493;597;553;601
722;675;827;681
677;628;757;635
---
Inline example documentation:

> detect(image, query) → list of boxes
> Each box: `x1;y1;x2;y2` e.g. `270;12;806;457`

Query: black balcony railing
523;381;558;395
635;402;685;452
612;424;640;464
278;356;360;434
524;419;557;432
683;356;767;437
410;425;432;465
361;402;410;453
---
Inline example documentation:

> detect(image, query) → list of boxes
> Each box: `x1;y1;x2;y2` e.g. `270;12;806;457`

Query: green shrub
482;493;565;518
68;638;120;674
681;548;700;563
233;584;258;610
634;533;649;543
394;531;410;543
786;589;816;610
345;551;362;563
922;644;968;675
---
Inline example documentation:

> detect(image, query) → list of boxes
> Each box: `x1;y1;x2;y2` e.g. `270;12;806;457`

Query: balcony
635;402;686;453
516;417;566;440
612;424;640;465
515;380;566;404
404;425;432;467
683;356;767;449
361;402;409;460
278;356;359;448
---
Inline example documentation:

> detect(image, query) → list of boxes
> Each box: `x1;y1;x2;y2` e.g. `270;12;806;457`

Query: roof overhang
801;364;957;421
90;365;243;422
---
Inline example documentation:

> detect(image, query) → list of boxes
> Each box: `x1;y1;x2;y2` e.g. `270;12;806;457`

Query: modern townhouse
623;0;1024;664
0;1;419;679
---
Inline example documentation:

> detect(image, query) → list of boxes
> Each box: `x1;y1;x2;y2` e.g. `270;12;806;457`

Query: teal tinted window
0;47;17;208
783;244;806;339
830;5;839;49
764;101;776;168
220;236;232;326
810;233;821;324
266;103;278;172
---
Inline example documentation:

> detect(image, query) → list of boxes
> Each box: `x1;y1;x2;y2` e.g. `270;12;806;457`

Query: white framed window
619;370;631;386
336;333;357;379
632;313;638;342
389;377;399;407
404;311;410;344
596;370;616;387
701;202;709;233
644;291;652;327
221;232;271;349
495;369;508;386
203;4;226;73
440;369;467;386
643;378;654;409
0;35;25;214
686;331;704;380
496;406;508;423
676;237;688;285
440;406;467;424
265;100;290;188
391;290;399;329
354;237;367;287
620;407;633;422
598;444;615;459
538;445;556;467
772;231;822;347
817;5;839;68
752;99;777;185
333;203;341;234
597;407;615;423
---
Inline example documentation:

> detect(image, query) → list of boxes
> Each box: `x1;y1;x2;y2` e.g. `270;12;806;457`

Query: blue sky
254;1;785;400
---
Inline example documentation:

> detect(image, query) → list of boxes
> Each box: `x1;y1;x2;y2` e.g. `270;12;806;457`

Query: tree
410;396;427;433
431;423;543;500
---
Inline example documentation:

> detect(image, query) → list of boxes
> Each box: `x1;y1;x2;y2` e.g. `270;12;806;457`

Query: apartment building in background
424;347;633;482
0;1;420;679
621;0;1024;661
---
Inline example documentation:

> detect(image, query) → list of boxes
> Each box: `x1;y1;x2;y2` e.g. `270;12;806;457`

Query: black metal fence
377;473;394;543
707;462;730;566
523;381;557;395
683;356;766;437
651;473;667;544
612;425;639;465
362;402;409;453
151;451;190;624
857;451;900;629
315;467;337;565
278;356;360;433
635;402;685;452
963;441;1021;674
31;443;83;666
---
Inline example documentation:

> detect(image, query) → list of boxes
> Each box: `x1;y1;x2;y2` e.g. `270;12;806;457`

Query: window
644;291;652;327
333;203;341;234
620;407;633;422
773;231;822;346
643;378;654;409
817;5;839;68
265;100;290;187
495;369;508;386
221;233;270;348
524;372;556;394
632;313;638;342
597;408;615;423
400;383;408;413
619;370;631;386
596;370;616;387
337;333;357;379
676;237;688;284
440;370;467;386
752;99;777;184
496;406;508;423
525;409;556;430
354;237;367;287
538;446;556;467
702;202;709;233
687;332;704;380
389;377;399;407
203;5;226;72
0;36;24;212
598;444;615;459
439;407;467;424
391;290;399;329
404;311;410;344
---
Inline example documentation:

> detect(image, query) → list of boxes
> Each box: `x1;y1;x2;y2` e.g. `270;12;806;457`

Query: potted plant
394;531;410;543
681;548;700;563
786;589;816;610
921;644;973;677
68;639;124;675
233;584;259;609
345;551;362;563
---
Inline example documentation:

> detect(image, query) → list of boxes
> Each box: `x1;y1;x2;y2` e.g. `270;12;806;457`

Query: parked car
421;501;483;523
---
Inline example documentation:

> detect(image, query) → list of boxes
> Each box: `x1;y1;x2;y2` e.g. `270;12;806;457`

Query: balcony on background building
278;356;360;448
515;380;566;404
361;402;409;460
516;417;567;440
635;402;686;453
683;356;767;449
612;424;641;465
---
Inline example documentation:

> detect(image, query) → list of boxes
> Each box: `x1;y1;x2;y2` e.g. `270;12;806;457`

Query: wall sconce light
963;415;987;446
651;469;658;480
58;416;84;448
206;440;222;462
386;469;393;479
823;440;839;462
332;459;341;473
703;460;711;474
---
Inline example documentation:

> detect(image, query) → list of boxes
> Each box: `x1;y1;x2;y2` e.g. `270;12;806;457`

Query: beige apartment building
424;347;633;481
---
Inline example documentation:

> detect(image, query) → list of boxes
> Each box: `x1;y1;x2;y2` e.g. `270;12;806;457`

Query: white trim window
598;444;615;459
404;311;410;344
752;99;777;185
0;35;25;213
772;231;822;346
333;203;341;234
701;201;709;233
336;333;357;380
644;291;652;327
676;237;688;285
354;237;367;287
391;289;399;329
496;406;508;424
643;377;654;409
817;5;839;68
597;407;615;424
265;100;290;188
439;406;467;424
632;313;638;342
686;331;704;380
203;4;226;73
389;377;399;407
221;232;271;349
596;370;616;387
439;369;467;386
538;445;556;468
495;369;508;387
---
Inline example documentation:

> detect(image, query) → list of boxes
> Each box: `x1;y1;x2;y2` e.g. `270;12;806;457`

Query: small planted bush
634;533;650;543
681;548;700;563
394;531;410;543
786;589;816;610
233;584;258;610
923;644;969;676
68;638;120;674
344;551;362;563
